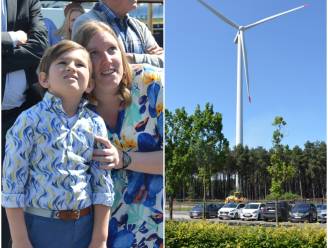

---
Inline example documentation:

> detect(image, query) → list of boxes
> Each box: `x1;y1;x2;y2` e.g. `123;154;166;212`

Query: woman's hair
73;21;132;107
56;2;85;40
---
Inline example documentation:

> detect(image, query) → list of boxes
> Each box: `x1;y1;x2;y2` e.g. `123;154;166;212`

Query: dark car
289;203;317;223
215;203;225;211
189;203;219;219
262;201;290;221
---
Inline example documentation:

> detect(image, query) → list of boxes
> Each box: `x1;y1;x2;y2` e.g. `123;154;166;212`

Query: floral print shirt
107;64;163;248
2;92;114;210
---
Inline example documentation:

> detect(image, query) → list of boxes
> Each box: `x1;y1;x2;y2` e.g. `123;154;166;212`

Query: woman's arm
6;208;33;248
121;150;163;175
93;136;163;175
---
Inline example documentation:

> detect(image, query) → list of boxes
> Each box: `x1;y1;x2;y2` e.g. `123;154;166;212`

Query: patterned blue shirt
2;92;114;210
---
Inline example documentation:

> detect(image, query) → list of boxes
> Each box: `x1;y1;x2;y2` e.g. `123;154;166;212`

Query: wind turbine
198;0;307;191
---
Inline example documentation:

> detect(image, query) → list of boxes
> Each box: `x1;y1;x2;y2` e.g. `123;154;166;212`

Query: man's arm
128;19;164;68
2;0;48;73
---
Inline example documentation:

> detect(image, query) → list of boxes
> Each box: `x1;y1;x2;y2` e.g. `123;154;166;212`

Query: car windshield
293;204;310;211
316;204;327;210
224;203;238;208
245;204;259;209
192;204;203;211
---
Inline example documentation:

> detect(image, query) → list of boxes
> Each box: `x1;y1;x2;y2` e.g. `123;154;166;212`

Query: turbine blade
244;4;307;30
240;32;251;103
198;0;239;29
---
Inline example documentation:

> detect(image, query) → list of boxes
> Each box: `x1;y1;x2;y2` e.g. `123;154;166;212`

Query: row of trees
165;104;326;214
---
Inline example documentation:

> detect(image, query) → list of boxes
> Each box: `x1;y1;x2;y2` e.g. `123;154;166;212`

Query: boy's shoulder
17;101;47;120
9;101;47;132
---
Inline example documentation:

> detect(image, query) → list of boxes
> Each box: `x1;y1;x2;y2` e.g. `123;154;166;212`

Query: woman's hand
93;135;120;170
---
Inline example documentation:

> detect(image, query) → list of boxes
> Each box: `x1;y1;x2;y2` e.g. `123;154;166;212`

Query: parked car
316;204;327;223
215;203;225;211
218;202;245;219
240;202;265;221
289;203;317;223
262;201;290;221
189;203;219;219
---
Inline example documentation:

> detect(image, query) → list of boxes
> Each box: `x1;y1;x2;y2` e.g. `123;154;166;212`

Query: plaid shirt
95;2;145;54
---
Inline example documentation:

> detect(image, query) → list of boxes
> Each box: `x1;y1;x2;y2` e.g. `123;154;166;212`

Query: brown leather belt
55;207;92;220
25;206;92;220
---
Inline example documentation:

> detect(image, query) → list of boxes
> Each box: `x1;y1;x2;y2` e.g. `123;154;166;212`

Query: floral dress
107;64;163;248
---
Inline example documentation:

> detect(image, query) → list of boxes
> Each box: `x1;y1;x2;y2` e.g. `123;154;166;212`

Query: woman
74;21;163;248
57;2;85;40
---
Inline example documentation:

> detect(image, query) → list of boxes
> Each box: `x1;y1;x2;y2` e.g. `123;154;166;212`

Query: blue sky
165;0;326;149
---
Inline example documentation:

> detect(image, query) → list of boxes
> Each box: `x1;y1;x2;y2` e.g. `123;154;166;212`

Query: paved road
165;211;327;228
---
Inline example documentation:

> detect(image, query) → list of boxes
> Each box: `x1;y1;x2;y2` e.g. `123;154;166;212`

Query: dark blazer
1;3;48;247
1;0;48;103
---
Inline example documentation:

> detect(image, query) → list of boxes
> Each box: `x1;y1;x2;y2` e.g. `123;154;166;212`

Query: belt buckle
73;210;80;220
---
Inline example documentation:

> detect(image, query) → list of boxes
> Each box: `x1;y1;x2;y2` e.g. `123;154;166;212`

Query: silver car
316;204;327;223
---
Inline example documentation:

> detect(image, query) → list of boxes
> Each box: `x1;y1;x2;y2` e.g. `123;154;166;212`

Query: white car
218;202;245;219
240;202;265;221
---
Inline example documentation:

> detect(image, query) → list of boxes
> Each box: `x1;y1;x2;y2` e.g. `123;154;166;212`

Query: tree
165;108;192;219
189;103;228;218
267;116;296;225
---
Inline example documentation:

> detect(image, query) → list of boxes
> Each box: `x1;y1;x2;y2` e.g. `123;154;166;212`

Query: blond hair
56;2;85;40
73;21;132;107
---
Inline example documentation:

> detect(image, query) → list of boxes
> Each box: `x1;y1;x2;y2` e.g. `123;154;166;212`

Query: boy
2;40;114;248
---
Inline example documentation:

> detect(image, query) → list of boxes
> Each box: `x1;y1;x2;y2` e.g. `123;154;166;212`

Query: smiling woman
74;21;164;247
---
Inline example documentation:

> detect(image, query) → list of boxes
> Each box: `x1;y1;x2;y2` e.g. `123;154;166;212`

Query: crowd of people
1;0;163;247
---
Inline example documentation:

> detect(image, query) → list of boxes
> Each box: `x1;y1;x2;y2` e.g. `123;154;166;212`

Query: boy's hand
12;239;33;248
88;240;106;248
93;136;120;170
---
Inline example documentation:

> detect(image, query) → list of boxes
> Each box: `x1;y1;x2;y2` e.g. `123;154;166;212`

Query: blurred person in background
73;0;163;68
44;17;61;45
57;2;85;40
1;0;48;246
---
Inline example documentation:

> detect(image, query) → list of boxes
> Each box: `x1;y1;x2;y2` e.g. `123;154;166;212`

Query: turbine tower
198;0;306;191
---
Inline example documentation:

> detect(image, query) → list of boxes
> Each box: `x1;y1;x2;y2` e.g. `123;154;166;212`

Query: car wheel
307;214;311;223
257;214;260;221
234;213;238;219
